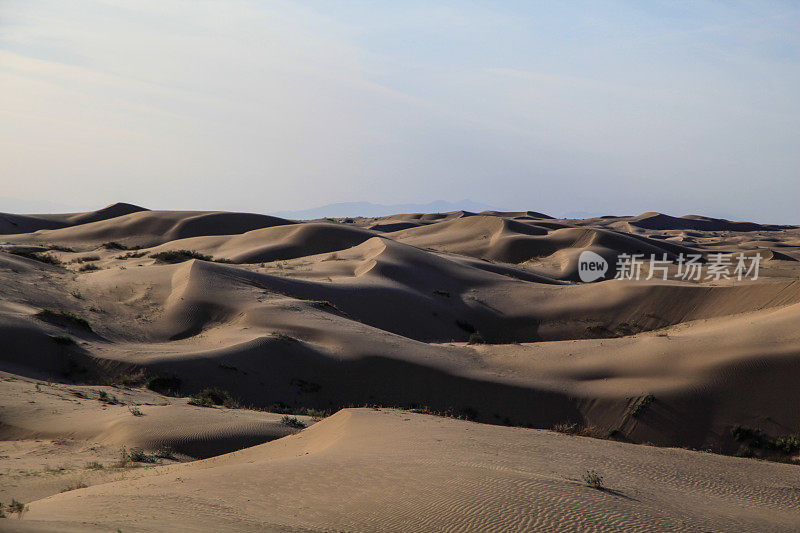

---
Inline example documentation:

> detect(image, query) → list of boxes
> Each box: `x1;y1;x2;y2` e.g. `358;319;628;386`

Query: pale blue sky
1;1;798;221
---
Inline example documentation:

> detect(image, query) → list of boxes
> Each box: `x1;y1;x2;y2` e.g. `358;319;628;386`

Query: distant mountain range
271;200;503;219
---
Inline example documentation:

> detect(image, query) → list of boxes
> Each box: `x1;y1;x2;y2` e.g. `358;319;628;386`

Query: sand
1;204;799;531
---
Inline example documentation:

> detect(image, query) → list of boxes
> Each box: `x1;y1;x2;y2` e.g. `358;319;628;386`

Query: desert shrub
128;406;144;416
281;415;307;429
188;387;231;407
553;422;580;435
128;448;156;463
8;499;28;518
6;249;61;265
153;446;176;460
118;251;146;259
731;426;800;455
213;257;233;263
85;461;104;470
100;241;127;250
144;375;181;395
51;335;75;345
730;425;769;448
467;332;485;345
150;250;211;263
114;447;131;468
774;434;800;454
37;309;92;331
60;480;88;492
47;245;75;252
304;408;329;419
78;263;101;272
582;469;604;489
71;255;100;263
630;394;655;417
97;390;121;404
433;289;450;297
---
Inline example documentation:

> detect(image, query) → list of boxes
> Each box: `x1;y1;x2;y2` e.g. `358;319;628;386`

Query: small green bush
6;249;61;265
71;255;100;263
582;469;604;489
100;242;127;250
128;448;156;463
188;387;231;407
281;415;307;429
97;390;121;404
631;394;655;417
150;250;211;263
153;446;176;460
774;434;800;454
8;499;28;517
467;332;485;345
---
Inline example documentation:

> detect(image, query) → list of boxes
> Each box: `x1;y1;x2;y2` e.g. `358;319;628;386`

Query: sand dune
9;409;800;532
2;205;800;530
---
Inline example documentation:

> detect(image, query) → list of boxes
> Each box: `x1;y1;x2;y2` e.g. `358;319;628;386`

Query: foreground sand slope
11;408;800;532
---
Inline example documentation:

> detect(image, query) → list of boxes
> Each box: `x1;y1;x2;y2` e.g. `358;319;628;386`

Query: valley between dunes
1;204;800;531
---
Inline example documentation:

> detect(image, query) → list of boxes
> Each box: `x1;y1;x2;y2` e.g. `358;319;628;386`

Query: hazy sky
1;1;798;221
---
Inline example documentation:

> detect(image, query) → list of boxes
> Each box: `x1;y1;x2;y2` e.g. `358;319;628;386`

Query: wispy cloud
0;1;798;221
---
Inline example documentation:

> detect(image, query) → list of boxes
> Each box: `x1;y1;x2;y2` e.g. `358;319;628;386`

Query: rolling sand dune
2;204;800;530
9;409;800;532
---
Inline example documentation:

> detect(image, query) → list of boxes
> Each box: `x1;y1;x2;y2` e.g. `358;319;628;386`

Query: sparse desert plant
117;251;146;259
281;415;307;429
85;461;104;470
128;406;144;416
582;469;604;490
8;499;28;518
467;332;485;345
553;422;580;435
100;241;127;250
70;255;100;263
153;446;176;460
433;289;450;297
188;387;231;407
47;244;75;252
60;479;88;492
145;375;182;396
70;290;83;299
150;250;211;263
114;447;131;468
128;448;156;463
774;434;800;454
5;249;62;265
36;309;92;331
51;334;75;345
630;394;655;417
97;390;121;404
78;263;101;272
